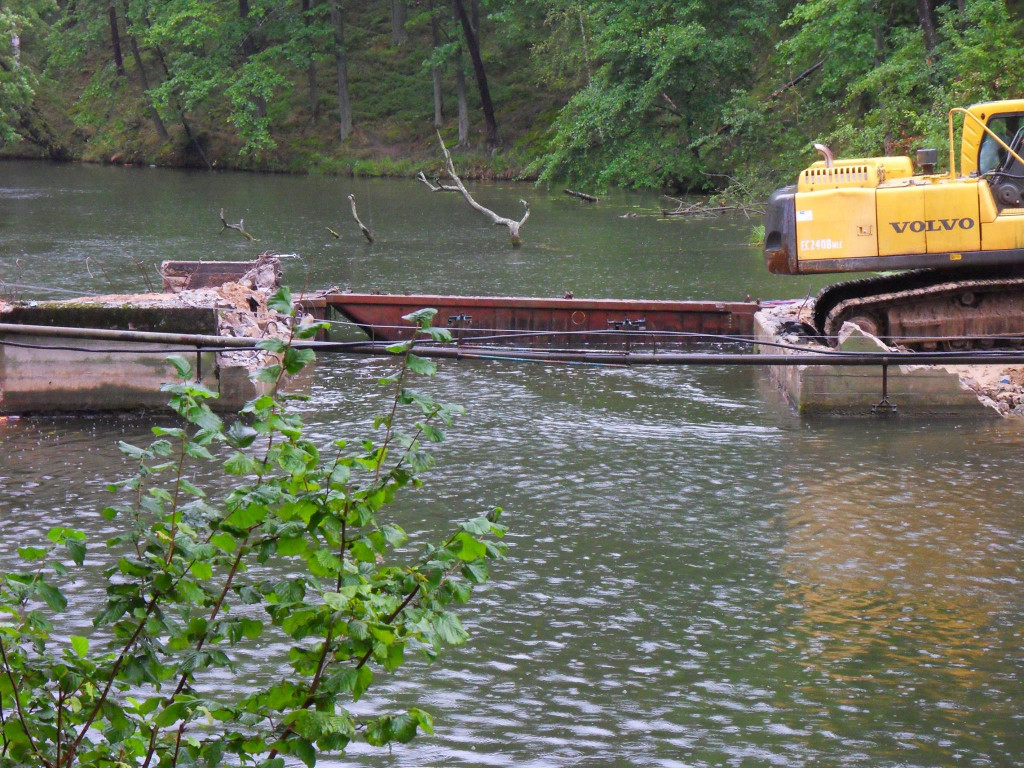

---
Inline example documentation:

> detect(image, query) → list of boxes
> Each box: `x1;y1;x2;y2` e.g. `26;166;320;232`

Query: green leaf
210;533;236;553
391;713;418;743
225;505;266;528
183;442;214;461
224;451;259;476
179;478;206;499
419;423;445;443
434;613;468;645
349;539;376;564
382;524;408;548
190;561;213;580
460;517;493;536
421;326;453;343
406;354;436;376
353;666;373;701
257;337;288;354
294;321;330;339
283;346;316;374
70;635;89;658
277;537;306;556
255;364;283;383
402;307;437;328
35;582;67;612
462;560;488;584
17;546;47;561
268;286;294;315
166;355;193;379
292;738;316;768
455;532;487;562
409;707;434;736
227;422;259;448
154;700;190;728
66;538;87;567
117;441;149;459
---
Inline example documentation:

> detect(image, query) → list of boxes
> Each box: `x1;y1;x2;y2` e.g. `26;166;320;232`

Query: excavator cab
959;100;1024;176
984;124;1024;209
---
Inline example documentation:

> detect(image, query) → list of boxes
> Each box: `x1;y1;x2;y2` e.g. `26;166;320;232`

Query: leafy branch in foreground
0;289;506;767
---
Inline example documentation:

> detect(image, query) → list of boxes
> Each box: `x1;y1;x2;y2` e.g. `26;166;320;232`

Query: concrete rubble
757;300;1024;418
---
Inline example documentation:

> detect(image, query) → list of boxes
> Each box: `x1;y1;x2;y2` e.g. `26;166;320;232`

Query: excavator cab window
979;114;1022;174
986;123;1024;209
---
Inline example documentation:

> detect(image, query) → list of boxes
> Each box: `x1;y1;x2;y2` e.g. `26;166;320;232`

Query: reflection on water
1;163;1022;767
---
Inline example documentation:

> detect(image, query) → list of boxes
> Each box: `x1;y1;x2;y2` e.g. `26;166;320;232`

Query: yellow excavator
764;99;1024;349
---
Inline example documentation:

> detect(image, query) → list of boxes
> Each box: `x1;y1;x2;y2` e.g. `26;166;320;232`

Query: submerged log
564;189;599;203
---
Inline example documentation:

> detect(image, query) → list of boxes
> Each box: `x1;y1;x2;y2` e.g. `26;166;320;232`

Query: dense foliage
0;293;507;767
1;0;1023;190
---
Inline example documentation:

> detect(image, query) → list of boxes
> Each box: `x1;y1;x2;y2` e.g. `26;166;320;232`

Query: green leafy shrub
0;288;506;767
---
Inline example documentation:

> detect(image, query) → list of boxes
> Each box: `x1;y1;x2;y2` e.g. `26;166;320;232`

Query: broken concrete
756;302;1024;417
0;258;297;414
160;254;282;293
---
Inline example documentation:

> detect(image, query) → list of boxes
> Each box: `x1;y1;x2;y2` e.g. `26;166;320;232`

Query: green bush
0;289;506;767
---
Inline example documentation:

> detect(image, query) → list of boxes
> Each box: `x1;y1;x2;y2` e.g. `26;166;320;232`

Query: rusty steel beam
297;292;760;345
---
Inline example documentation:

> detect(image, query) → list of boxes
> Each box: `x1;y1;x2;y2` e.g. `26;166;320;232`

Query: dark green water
2;161;1022;767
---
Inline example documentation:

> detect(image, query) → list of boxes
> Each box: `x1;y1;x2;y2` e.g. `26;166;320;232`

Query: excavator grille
796;156;914;192
801;165;871;188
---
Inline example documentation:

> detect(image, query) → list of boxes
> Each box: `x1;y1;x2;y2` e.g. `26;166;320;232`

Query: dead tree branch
435;131;530;247
766;58;825;102
660;197;764;220
218;208;258;241
661;92;683;117
347;194;375;243
416;171;459;192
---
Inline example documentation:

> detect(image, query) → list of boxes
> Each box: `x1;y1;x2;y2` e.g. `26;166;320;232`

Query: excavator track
813;264;1024;349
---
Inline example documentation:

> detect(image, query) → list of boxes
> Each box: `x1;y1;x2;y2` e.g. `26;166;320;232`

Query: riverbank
0;127;541;181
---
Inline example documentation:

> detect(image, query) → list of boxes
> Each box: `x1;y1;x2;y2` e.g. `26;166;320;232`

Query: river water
1;161;1022;767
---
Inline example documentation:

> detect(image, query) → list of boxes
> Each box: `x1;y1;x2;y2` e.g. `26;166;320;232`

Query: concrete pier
0;259;284;414
754;304;1011;417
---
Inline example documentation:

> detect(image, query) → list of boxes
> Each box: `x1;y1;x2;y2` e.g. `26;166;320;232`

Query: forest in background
1;0;1023;194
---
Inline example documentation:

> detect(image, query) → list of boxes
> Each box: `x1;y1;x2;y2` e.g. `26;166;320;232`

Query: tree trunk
455;48;469;147
139;13;212;168
303;0;320;120
108;6;125;77
390;0;408;46
916;0;938;53
124;26;169;140
429;0;444;128
452;0;498;148
238;0;267;118
330;0;352;140
578;8;591;86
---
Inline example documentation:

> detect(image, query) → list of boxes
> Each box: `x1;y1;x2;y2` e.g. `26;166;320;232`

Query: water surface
1;161;1021;767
